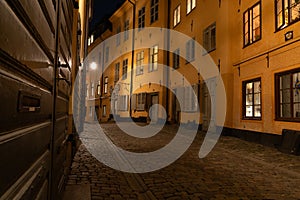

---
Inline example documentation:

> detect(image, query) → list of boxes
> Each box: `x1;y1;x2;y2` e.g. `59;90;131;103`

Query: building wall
230;0;300;135
86;0;300;139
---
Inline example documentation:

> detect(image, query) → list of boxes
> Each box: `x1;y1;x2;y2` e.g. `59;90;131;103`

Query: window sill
243;38;261;49
242;117;262;121
275;118;300;122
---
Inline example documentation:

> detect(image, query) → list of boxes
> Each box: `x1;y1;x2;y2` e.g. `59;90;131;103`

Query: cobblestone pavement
66;123;300;200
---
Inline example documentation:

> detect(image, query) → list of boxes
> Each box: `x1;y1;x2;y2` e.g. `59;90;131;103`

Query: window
138;7;145;31
184;85;198;112
276;0;300;30
187;0;196;14
122;59;128;79
89;106;93;117
174;5;181;26
186;39;195;62
115;63;120;82
150;0;159;23
203;23;216;52
136;51;144;75
118;95;128;111
124;20;129;41
104;77;108;94
103;105;106;117
242;78;261;119
275;69;300;121
137;93;146;110
149;45;158;72
173;48;180;69
97;81;101;96
91;82;94;97
244;2;261;46
105;46;109;63
116;26;121;46
86;84;89;98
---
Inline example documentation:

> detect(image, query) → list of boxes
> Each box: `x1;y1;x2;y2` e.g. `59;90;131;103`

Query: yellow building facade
86;0;300;146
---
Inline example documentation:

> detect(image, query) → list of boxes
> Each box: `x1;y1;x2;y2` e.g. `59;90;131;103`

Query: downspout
128;0;136;118
166;0;171;122
49;0;60;199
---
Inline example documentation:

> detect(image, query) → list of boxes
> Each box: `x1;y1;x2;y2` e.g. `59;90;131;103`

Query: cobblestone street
65;123;300;200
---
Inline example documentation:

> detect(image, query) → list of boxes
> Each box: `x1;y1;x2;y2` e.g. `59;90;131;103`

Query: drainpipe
128;0;136;118
49;0;61;199
166;0;171;122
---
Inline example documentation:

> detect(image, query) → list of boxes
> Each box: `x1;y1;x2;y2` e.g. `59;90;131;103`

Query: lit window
124;20;129;41
122;59;128;80
97;81;101;96
275;69;300;121
243;78;261;119
186;39;195;63
104;77;108;94
203;23;216;53
174;5;181;26
136;51;144;75
173;48;180;69
244;2;261;46
276;0;300;30
149;45;158;72
91;34;94;43
150;0;159;23
138;7;145;31
115;63;120;82
187;0;196;14
91;82;94;97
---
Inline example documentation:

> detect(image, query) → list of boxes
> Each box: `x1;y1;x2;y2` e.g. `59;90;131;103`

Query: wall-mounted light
285;31;293;41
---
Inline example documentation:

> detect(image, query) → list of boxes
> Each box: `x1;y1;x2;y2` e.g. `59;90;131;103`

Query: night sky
89;0;125;32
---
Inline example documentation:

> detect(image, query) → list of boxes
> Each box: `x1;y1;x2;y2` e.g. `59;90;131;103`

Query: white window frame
150;0;159;23
186;39;195;63
136;51;144;75
124;20;129;41
203;23;216;53
187;0;196;14
149;45;158;72
104;77;108;94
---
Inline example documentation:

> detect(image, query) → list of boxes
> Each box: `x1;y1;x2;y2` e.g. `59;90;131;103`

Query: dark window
276;0;300;30
203;23;216;52
173;48;180;69
150;0;159;23
124;20;129;41
116;26;121;46
138;7;145;31
275;68;300;121
242;78;262;119
186;39;195;63
115;63;120;82
244;2;261;46
122;59;128;79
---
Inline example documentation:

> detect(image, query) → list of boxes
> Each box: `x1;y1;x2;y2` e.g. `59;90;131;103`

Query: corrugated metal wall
0;0;76;199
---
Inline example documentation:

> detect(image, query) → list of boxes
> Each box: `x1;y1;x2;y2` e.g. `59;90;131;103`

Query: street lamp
90;62;97;70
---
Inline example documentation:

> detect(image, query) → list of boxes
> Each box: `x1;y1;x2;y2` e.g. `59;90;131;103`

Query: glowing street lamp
90;62;97;70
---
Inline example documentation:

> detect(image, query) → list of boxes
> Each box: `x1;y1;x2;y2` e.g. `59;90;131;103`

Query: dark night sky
89;0;125;33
